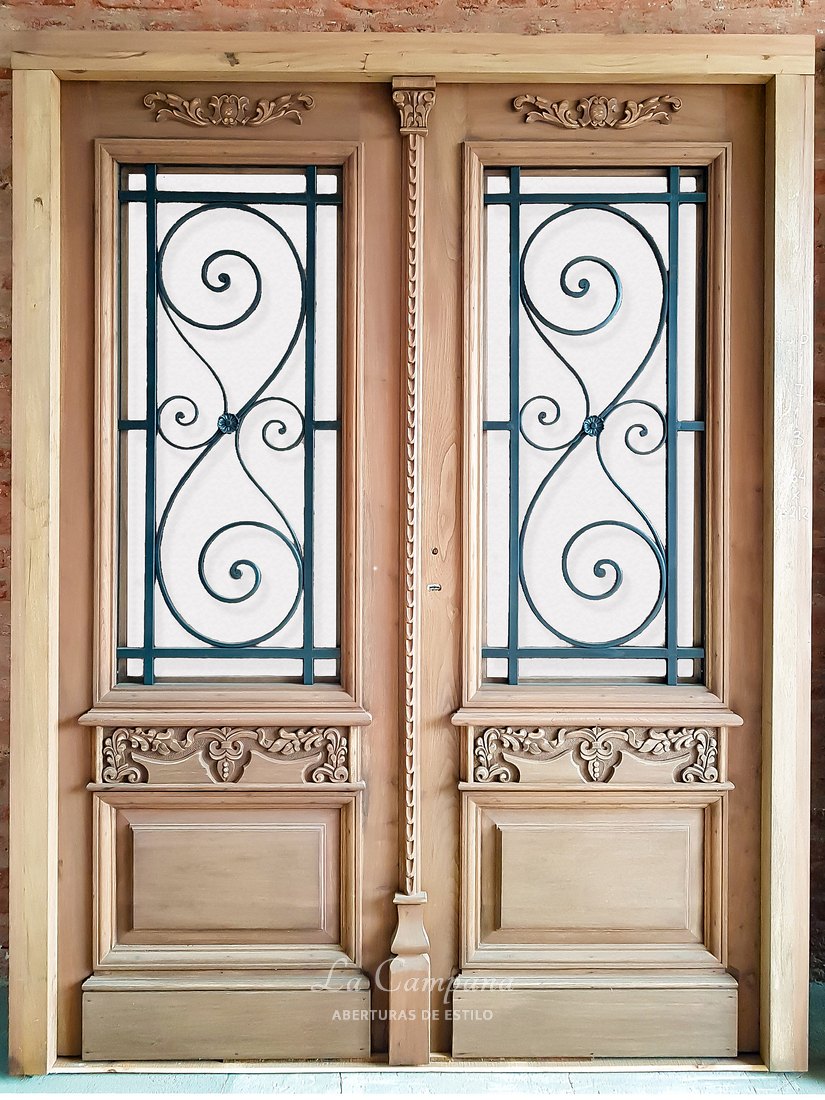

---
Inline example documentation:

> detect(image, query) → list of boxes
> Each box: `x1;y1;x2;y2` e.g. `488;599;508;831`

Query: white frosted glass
482;170;704;685
484;431;510;649
486;174;511;194
520;174;668;194
123;431;146;649
153;658;303;680
124;204;147;421
313;429;338;649
317;172;340;195
518;658;666;680
119;169;341;684
125;171;146;190
315;206;339;421
484;205;510;421
677;431;701;648
484;657;509;680
157;170;307;193
677;203;699;421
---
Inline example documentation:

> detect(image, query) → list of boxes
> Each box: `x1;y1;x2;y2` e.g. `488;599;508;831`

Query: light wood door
421;81;764;1060
55;77;765;1063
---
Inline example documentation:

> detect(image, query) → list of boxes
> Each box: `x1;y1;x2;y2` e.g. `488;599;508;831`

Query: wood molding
458;140;735;714
2;32;815;81
9;68;61;1077
761;72;814;1073
91;138;366;714
389;77;434;1068
394;76;434;900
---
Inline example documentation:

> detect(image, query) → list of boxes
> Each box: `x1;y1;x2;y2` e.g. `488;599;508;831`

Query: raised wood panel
452;972;738;1059
93;790;360;967
131;819;325;933
463;789;724;967
497;810;702;937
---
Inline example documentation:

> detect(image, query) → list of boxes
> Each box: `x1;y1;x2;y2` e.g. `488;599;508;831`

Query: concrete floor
4;988;825;1094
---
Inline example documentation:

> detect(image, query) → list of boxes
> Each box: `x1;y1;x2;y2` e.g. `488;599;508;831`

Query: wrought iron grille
117;165;342;685
483;167;706;685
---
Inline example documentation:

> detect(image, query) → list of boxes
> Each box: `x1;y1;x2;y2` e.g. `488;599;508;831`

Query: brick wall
0;2;822;978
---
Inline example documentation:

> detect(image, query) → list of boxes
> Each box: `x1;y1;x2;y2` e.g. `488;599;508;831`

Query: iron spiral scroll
515;202;670;652
152;200;309;653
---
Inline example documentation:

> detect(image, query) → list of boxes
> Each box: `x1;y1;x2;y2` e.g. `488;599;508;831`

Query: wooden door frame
4;31;814;1074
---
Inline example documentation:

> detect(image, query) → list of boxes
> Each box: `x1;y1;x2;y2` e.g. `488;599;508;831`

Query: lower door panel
82;728;370;1061
452;727;738;1059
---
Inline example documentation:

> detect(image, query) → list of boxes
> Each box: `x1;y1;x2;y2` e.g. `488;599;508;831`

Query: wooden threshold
51;1054;769;1074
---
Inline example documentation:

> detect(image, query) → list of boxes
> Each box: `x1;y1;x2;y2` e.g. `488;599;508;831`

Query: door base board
452;970;738;1060
81;972;370;1062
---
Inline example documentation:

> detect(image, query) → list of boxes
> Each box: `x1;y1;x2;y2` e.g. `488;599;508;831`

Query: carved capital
473;726;719;784
100;725;348;785
392;78;436;135
143;91;314;127
513;93;682;130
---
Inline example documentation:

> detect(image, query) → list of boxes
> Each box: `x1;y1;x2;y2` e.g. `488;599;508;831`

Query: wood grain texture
90;137;367;720
760;73;814;1073
461;787;726;971
9;68;61;1077
55;82;399;1059
451;83;768;1058
92;788;360;971
452;971;738;1059
82;975;370;1061
1;32;815;81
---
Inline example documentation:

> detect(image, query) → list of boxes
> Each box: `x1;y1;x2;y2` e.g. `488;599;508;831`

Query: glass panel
482;167;706;685
117;165;342;684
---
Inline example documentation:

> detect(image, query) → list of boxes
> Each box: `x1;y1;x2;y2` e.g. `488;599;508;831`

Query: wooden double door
57;76;764;1062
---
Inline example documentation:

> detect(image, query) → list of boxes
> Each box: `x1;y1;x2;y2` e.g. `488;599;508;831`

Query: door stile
9;67;62;1077
387;76;436;1068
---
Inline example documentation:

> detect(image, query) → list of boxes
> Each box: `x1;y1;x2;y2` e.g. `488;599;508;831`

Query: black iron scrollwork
154;202;307;649
516;203;669;651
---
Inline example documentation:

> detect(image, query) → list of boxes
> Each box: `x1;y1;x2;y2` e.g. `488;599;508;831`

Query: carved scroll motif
100;725;348;784
513;93;682;130
143;91;315;127
473;726;719;784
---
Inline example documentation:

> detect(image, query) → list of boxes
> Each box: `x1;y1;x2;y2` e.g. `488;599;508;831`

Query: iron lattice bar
118;164;341;685
484;167;707;684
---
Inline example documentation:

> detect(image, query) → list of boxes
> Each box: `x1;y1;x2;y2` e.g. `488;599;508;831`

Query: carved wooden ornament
513;93;682;130
143;91;315;127
392;77;435;899
100;725;348;784
474;726;719;784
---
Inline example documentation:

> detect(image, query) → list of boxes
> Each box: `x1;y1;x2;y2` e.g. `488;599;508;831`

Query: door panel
58;81;402;1059
57;77;765;1062
438;82;763;1057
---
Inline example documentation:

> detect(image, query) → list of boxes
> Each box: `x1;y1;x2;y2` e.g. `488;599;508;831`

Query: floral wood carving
512;94;682;130
143;91;315;127
101;726;348;784
473;726;718;784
